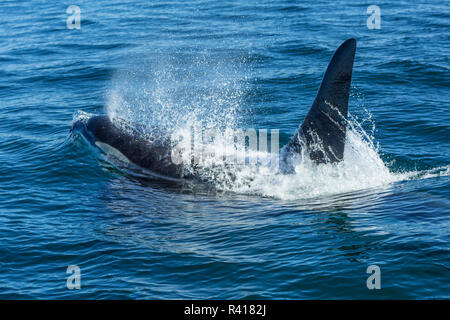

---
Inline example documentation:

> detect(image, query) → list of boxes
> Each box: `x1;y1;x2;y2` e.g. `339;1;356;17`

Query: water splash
106;50;250;138
72;51;449;201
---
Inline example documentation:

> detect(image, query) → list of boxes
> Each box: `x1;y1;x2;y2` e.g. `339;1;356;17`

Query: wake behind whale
71;39;412;199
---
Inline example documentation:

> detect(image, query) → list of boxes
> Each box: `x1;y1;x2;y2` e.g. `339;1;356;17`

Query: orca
72;39;356;180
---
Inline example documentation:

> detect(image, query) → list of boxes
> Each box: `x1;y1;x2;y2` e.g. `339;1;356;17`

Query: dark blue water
1;0;449;299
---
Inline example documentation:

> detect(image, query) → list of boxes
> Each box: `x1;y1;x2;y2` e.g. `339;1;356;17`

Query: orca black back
72;39;357;180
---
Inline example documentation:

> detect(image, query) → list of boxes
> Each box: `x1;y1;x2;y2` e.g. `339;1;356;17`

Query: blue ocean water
0;0;449;299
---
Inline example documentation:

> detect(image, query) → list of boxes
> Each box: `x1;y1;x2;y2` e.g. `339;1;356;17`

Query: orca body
72;39;357;179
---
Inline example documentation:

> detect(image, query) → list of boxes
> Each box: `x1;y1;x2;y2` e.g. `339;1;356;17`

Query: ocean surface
1;0;449;299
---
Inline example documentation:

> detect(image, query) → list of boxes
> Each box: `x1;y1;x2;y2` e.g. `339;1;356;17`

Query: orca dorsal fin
283;38;356;164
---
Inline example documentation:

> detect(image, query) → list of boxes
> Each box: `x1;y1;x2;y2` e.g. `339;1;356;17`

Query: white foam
100;53;448;200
